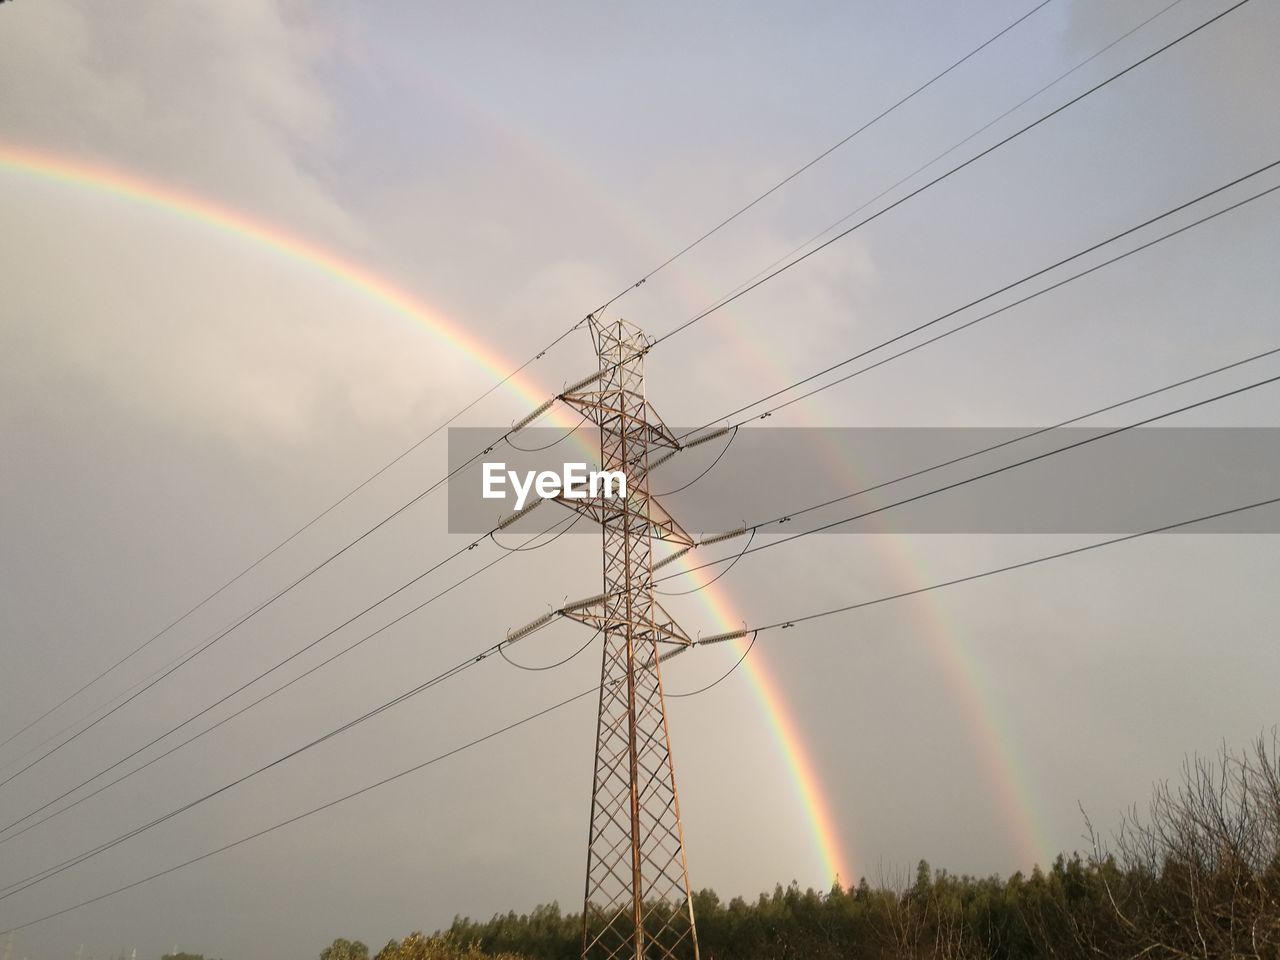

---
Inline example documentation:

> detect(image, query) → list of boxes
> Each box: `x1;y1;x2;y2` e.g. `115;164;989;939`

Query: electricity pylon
511;317;700;959
564;317;699;960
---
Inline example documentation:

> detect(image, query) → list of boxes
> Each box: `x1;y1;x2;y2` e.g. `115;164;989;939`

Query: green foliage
429;736;1280;959
373;933;524;960
320;939;370;960
434;852;1277;959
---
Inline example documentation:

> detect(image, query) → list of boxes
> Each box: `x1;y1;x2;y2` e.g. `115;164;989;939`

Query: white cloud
0;0;345;235
0;0;491;452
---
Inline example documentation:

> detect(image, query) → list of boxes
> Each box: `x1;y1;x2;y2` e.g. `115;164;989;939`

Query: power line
0;651;188;778
269;171;1277;746
481;162;1280;532
456;27;1278;560
744;496;1280;634
7;492;1277;936
655;529;757;599
0;320;585;758
499;629;600;673
650;0;1255;350
665;632;759;699
1;0;1264;926
709;0;1189;310
589;162;1279;497
489;515;583;553
699;344;1280;551
674;161;1280;439
652;426;739;498
2;0;1210;764
655;373;1280;587
3;0;1249;803
0;514;577;847
0;593;573;903
0;369;592;791
41;141;1243;776
0;686;599;936
1;1;1056;756
412;186;1275;649
589;0;1056;316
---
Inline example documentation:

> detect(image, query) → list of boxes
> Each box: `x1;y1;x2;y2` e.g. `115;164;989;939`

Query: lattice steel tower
555;317;701;960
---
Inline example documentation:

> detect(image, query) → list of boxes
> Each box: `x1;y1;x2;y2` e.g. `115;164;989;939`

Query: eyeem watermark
450;426;1280;534
482;461;627;511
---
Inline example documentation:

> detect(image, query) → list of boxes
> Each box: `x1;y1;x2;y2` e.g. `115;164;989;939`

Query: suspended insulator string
500;629;602;673
5;0;1246;763
7;492;1276;935
605;165;1280;496
651;426;739;498
504;414;590;453
666;632;759;699
1;0;1058;756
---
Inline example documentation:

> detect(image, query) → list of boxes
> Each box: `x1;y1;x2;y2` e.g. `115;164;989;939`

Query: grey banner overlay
447;427;1280;535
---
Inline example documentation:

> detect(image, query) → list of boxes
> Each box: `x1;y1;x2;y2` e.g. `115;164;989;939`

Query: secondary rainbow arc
357;41;1053;872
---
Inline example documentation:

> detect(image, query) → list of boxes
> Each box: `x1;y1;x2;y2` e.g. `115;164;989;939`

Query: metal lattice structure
555;317;701;960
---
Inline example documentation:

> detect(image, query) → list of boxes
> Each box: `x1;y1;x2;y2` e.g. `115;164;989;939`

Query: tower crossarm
506;595;694;649
544;491;694;548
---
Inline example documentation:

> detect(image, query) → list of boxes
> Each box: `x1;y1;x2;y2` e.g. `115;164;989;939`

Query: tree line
306;734;1279;959
372;733;1280;959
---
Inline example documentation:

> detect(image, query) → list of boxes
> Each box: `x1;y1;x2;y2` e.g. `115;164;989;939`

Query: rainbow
310;32;1052;873
738;638;851;882
423;66;1056;868
673;568;853;883
0;142;559;418
0;143;857;880
881;539;1048;867
383;60;1052;871
803;431;1051;868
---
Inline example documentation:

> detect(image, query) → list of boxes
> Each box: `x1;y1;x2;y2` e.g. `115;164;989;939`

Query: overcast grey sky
2;1;1278;958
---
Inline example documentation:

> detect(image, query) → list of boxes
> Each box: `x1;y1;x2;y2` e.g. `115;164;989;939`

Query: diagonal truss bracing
556;317;701;960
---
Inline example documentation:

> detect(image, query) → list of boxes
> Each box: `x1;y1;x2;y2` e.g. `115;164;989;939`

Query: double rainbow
2;140;1054;886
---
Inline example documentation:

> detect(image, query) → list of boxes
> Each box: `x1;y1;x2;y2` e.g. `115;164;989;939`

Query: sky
1;0;1278;957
